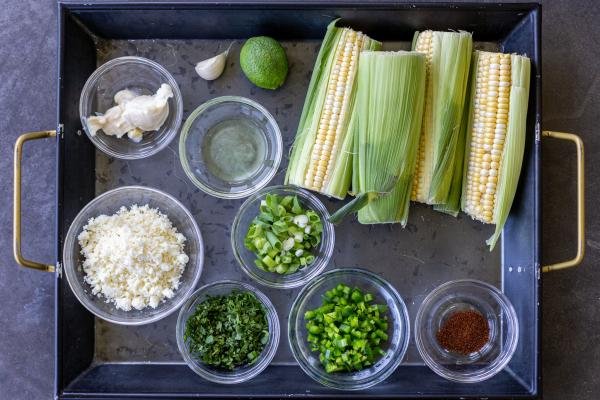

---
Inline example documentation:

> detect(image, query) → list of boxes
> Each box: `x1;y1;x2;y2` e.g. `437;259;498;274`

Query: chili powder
436;310;489;354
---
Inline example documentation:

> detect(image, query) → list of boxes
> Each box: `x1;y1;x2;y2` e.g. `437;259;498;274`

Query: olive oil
202;118;267;182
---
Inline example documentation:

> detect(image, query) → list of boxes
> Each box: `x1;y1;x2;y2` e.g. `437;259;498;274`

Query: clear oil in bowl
201;118;267;183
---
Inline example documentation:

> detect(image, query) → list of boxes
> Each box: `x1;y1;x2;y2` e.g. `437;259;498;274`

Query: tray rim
54;1;542;398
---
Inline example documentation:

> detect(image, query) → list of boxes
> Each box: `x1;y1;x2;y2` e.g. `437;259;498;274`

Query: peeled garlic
195;43;233;81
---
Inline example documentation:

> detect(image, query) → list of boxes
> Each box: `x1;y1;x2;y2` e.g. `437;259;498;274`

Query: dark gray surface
0;0;598;399
92;38;500;365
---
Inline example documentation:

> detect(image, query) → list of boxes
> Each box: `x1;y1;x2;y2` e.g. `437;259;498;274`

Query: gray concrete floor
1;0;598;398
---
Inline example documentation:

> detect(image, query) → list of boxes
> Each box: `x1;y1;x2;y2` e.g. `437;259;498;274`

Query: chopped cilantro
184;290;269;370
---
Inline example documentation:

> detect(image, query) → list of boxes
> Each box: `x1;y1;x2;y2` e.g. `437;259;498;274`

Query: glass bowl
79;56;183;160
288;268;410;390
62;186;203;325
179;96;282;199
231;185;335;289
414;279;519;383
176;280;280;384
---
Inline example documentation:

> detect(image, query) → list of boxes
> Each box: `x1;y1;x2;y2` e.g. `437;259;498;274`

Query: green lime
240;36;288;90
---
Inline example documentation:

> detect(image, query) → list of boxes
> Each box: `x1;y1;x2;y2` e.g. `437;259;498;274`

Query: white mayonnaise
87;83;173;142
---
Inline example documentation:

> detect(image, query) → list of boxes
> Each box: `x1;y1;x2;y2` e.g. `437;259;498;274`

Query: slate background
1;0;598;398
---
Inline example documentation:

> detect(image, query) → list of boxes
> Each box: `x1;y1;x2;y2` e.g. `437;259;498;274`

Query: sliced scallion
244;194;323;275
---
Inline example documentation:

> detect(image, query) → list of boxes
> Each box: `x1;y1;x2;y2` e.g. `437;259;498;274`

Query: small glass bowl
288;268;410;390
79;56;183;160
414;279;519;383
176;280;280;384
62;186;204;325
179;96;282;199
231;185;335;289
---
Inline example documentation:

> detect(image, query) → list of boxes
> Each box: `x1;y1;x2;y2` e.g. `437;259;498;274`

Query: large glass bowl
176;280;280;384
79;56;183;159
414;279;519;383
179;96;282;199
62;186;203;325
231;185;335;289
288;268;410;390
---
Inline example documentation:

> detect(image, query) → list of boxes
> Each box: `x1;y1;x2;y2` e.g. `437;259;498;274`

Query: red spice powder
436;310;490;355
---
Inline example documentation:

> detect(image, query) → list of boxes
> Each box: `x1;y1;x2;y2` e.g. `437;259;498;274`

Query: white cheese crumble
77;204;189;311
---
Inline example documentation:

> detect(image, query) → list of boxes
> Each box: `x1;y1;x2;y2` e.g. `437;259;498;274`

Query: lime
240;36;288;90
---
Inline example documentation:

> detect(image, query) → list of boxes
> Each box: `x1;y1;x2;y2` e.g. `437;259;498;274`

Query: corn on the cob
330;51;426;225
461;51;531;249
410;30;472;206
433;61;472;217
285;20;381;199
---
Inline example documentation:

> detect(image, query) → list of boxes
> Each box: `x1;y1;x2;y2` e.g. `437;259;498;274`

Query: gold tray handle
542;131;585;273
13;130;57;272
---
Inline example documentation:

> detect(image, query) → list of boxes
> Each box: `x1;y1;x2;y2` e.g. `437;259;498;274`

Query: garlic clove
195;43;233;81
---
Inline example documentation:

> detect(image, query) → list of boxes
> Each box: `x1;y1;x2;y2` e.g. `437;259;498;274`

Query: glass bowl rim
231;185;335;289
78;55;183;160
287;267;411;390
175;279;280;384
62;185;204;326
414;278;520;383
178;95;283;199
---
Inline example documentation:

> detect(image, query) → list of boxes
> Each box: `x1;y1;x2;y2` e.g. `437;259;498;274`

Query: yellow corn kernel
463;51;512;223
410;30;472;208
287;20;381;199
303;29;365;191
411;30;434;202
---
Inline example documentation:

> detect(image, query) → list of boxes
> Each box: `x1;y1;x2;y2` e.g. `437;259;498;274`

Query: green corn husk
285;20;381;199
411;30;472;206
486;54;530;249
433;49;477;216
330;51;426;225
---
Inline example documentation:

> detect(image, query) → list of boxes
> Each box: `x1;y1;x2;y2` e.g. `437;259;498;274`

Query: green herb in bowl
183;290;269;370
244;193;323;275
304;284;389;373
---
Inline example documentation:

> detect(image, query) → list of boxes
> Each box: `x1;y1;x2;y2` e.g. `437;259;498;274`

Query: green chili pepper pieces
304;284;389;373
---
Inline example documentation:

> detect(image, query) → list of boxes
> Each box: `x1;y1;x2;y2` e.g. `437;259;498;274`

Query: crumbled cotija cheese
78;204;189;311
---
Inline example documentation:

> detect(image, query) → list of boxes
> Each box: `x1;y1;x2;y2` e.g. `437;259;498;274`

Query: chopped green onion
244;194;324;275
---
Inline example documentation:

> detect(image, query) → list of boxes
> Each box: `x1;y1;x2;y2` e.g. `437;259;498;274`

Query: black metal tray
52;1;541;398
